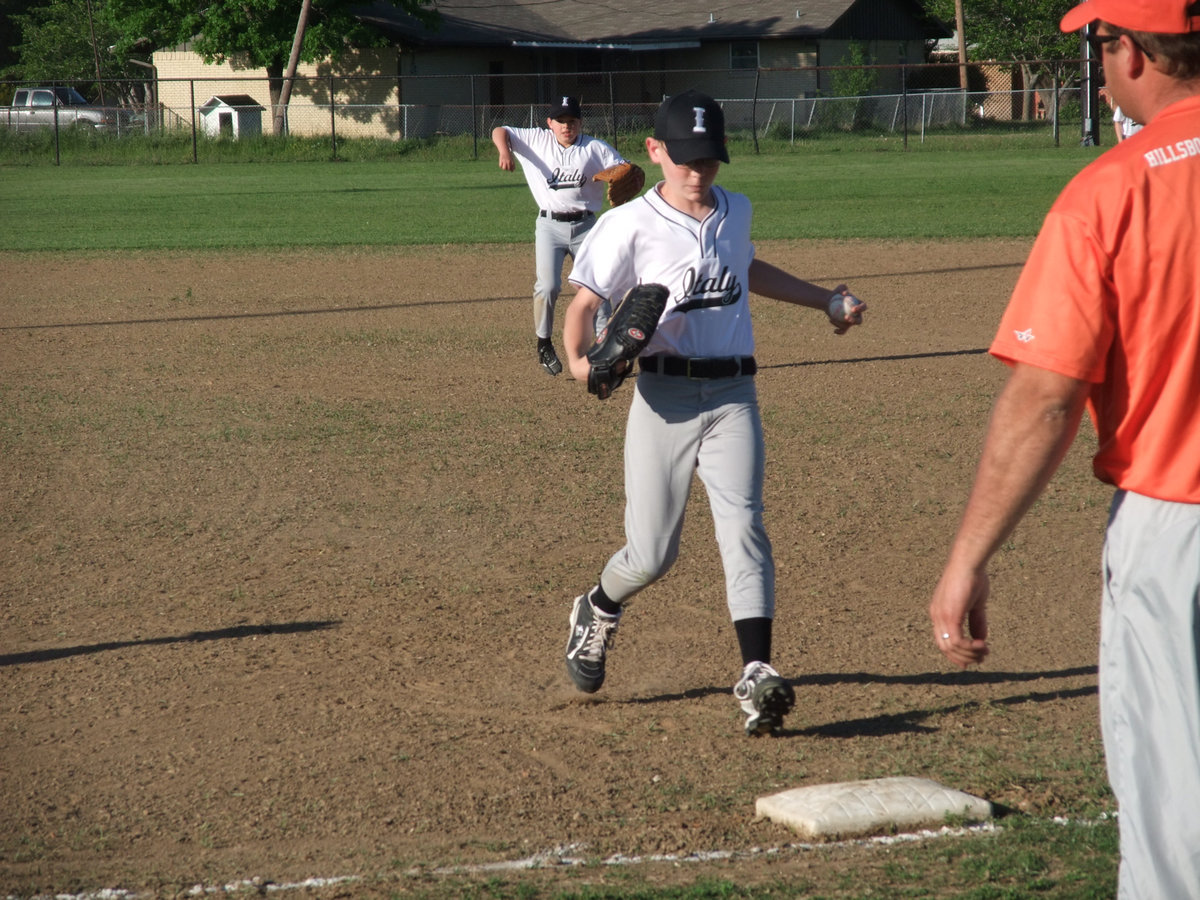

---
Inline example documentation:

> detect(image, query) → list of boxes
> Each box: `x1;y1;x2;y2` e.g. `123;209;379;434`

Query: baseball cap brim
662;138;730;165
1061;0;1200;33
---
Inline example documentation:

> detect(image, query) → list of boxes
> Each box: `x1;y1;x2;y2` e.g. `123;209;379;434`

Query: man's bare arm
930;363;1091;667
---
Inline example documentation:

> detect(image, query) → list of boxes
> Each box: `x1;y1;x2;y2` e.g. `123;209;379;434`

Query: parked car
2;86;121;131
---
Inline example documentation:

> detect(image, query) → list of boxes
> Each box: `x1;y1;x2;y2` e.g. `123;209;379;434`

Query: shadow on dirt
796;681;1098;738
616;666;1098;737
0;620;341;667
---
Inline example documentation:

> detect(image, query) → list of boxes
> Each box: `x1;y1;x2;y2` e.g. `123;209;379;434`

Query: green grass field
0;146;1103;251
0;145;1120;899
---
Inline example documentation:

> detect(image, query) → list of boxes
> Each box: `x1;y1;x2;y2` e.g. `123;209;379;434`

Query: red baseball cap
1061;0;1200;33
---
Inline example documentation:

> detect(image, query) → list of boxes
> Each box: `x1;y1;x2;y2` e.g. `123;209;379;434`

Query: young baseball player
559;89;867;736
492;97;635;376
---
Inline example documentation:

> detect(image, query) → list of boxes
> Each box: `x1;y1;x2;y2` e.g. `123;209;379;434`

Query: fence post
1052;69;1060;148
53;95;61;166
901;62;908;151
608;72;617;150
752;68;761;154
190;79;198;164
402;80;411;139
471;74;478;159
329;73;338;159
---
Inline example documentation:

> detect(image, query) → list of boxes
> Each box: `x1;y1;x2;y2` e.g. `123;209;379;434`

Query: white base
756;776;992;839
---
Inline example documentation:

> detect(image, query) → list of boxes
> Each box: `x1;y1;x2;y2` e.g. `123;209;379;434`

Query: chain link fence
1;59;1106;163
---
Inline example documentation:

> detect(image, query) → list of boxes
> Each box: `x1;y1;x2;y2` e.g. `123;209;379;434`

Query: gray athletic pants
533;214;609;339
1100;489;1200;899
598;371;774;621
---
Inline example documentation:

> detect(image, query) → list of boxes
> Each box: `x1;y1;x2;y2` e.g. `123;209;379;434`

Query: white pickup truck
2;86;119;131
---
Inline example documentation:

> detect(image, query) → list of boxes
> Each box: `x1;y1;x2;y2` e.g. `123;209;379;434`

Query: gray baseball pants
598;372;774;621
1100;489;1200;900
533;215;610;339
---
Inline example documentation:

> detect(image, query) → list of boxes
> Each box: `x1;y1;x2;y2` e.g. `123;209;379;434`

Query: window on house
488;61;504;106
577;49;603;87
731;41;759;70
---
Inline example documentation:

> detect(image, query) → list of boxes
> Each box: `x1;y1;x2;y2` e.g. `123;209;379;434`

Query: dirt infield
1;241;1112;897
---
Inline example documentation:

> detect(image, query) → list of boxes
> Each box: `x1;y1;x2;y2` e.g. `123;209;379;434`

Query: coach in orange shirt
928;0;1200;895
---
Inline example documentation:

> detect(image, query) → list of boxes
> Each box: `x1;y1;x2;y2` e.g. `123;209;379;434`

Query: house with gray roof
152;0;948;140
355;0;949;108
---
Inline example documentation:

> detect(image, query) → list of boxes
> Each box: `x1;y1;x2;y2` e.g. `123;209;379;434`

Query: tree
824;42;881;131
0;0;39;78
104;0;436;134
4;0;165;111
926;0;1079;118
3;0;124;88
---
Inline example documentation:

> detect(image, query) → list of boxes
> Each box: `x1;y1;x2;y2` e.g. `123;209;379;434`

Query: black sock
734;617;772;667
589;583;622;616
537;336;552;349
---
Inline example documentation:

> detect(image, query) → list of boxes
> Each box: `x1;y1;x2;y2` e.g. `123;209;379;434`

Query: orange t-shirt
991;94;1200;503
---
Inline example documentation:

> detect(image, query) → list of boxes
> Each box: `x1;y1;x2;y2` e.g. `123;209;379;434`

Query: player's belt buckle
685;357;745;378
544;209;589;222
686;358;719;379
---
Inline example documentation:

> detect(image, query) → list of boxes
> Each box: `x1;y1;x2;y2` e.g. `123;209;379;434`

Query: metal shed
198;95;265;139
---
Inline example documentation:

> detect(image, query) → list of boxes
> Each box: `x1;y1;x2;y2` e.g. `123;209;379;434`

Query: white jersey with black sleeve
502;127;626;216
568;183;757;359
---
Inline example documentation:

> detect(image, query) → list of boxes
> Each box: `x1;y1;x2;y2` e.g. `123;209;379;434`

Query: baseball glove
593;162;645;207
586;283;670;399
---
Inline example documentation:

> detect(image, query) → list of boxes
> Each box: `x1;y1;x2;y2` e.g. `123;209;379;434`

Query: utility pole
955;0;968;91
84;0;106;104
275;0;313;135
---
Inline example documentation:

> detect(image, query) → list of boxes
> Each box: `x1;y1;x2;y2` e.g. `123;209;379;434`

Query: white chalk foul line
427;821;1002;874
7;827;992;899
15;816;1121;899
8;876;362;900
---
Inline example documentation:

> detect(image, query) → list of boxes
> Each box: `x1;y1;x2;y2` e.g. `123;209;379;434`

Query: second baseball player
492;96;639;376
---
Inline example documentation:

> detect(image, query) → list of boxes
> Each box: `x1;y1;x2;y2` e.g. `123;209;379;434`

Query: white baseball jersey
568;184;757;359
502;126;625;215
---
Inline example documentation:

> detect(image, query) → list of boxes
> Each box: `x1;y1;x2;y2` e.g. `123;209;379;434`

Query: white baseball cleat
734;661;795;736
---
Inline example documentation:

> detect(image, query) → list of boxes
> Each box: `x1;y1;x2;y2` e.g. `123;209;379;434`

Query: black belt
639;356;757;379
540;209;592;222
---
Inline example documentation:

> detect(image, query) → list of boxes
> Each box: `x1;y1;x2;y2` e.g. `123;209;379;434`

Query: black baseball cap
548;95;582;119
653;89;729;164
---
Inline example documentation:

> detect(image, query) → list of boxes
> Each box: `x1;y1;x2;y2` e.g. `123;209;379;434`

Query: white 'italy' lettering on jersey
569;183;757;359
502;126;625;214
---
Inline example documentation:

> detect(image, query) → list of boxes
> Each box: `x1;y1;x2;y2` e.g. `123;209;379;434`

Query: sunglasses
1087;30;1157;61
1086;33;1120;55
